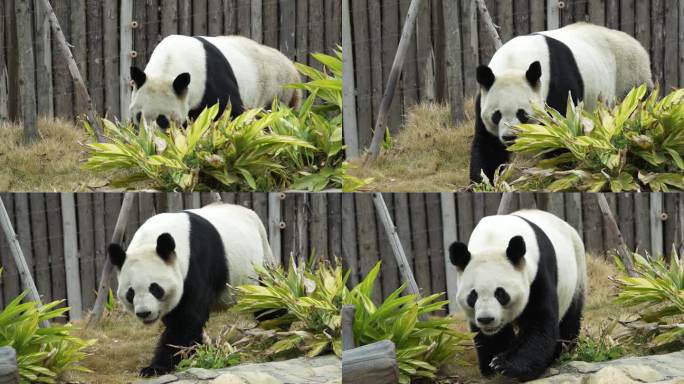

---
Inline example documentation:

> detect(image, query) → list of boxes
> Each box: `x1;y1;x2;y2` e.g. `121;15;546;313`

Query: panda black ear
130;66;146;88
449;242;471;271
172;73;191;96
476;65;495;90
526;61;542;88
506;235;526;267
108;243;126;270
156;233;176;262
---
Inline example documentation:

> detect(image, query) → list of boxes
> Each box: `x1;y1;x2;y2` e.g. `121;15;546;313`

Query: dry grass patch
349;102;476;192
66;308;256;384
0;119;113;191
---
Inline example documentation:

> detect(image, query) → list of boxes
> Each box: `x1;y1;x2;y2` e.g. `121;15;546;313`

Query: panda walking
449;209;587;381
129;35;302;130
470;22;653;182
108;203;273;377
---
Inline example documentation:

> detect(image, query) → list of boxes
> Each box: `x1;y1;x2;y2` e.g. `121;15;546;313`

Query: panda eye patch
466;290;478;308
156;115;170;129
516;109;529;123
126;287;135;303
495;287;511;306
149;283;165;300
135;112;142;124
492;111;502;125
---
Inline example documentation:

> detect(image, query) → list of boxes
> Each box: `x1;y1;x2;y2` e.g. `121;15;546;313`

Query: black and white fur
129;35;302;130
108;203;273;377
470;22;653;182
449;209;587;381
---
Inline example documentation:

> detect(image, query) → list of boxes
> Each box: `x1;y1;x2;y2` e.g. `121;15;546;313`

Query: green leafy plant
0;282;95;383
613;251;684;350
233;259;467;383
83;50;368;192
560;321;623;363
345;263;469;384
233;256;346;358
502;86;684;191
177;325;242;370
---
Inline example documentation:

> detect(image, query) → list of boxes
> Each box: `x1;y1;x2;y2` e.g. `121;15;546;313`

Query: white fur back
127;203;270;286
144;35;300;110
488;22;652;110
468;209;586;319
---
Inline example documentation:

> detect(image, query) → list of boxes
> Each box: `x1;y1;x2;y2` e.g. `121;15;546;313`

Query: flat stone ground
136;355;341;384
528;350;684;384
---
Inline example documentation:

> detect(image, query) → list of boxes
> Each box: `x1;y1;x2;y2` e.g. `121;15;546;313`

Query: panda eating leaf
129;35;302;130
108;203;273;377
470;22;653;183
449;209;587;381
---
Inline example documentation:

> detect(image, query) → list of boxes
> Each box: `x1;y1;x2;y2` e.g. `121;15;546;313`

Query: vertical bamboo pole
268;193;283;266
120;0;134;122
88;193;137;326
0;197;48;328
61;193;83;320
368;0;423;159
342;0;359;159
38;0;104;141
440;193;458;314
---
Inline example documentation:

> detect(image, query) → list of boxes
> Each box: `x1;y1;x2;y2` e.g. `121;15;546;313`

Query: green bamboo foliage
614;252;684;349
504;86;684;191
0;269;95;383
233;260;468;384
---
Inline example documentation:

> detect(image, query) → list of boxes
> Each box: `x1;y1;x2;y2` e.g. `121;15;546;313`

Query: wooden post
342;0;359;159
341;305;356;351
342;340;399;384
0;198;48;328
88;193;137;326
372;193;422;301
120;0;134;122
268;193;283;266
15;0;38;143
651;193;664;257
440;193;459;314
475;0;502;49
443;1;464;123
547;0;561;29
251;0;263;43
61;193;83;320
0;0;7;121
0;347;18;384
33;0;54;118
39;0;104;141
497;193;516;215
597;194;636;277
368;0;424;159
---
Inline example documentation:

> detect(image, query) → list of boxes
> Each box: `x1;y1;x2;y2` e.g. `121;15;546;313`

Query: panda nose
477;316;495;325
136;311;151;319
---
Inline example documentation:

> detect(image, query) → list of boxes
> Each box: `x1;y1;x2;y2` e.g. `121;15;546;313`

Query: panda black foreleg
471;323;515;377
469;97;511;184
140;306;210;377
490;306;559;381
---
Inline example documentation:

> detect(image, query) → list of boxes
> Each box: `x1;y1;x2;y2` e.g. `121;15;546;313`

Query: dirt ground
66;309;256;384
348;102;477;192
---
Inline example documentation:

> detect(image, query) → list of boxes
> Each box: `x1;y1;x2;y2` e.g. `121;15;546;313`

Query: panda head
108;233;184;324
477;61;543;146
449;236;530;335
129;66;192;130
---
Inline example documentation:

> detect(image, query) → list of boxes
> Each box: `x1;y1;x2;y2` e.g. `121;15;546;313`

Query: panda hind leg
555;295;584;359
471;323;515;377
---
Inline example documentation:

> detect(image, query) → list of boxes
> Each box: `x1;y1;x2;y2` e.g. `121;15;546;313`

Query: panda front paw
140;364;172;377
489;354;525;379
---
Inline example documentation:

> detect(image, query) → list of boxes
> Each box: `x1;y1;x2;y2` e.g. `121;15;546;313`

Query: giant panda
129;35;302;130
448;209;587;381
470;22;653;182
108;203;273;377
